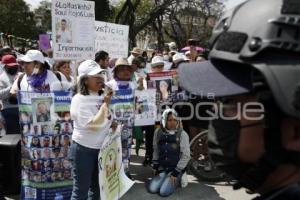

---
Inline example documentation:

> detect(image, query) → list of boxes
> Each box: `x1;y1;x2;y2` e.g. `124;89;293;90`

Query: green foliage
34;0;52;33
87;0;113;22
0;0;38;39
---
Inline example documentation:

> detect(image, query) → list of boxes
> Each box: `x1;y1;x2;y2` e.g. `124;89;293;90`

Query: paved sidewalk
121;149;256;200
5;148;256;200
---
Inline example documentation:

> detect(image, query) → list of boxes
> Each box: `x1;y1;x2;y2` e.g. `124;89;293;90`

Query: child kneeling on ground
148;109;190;197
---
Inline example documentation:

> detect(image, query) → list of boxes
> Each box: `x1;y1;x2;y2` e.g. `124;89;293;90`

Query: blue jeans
70;142;100;200
148;172;182;197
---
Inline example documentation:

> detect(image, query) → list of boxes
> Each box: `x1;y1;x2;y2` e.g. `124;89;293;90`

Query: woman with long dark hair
70;60;114;200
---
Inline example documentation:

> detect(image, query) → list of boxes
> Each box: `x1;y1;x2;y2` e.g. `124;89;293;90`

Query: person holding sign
70;60;113;200
106;58;135;178
148;109;190;197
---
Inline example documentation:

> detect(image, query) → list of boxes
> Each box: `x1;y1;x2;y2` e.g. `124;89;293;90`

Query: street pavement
121;148;256;200
5;148;256;200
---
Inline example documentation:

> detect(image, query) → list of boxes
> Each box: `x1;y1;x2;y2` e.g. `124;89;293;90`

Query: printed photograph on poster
32;98;53;123
20;111;33;124
52;147;62;158
52;135;61;148
61;134;71;147
156;79;172;102
43;148;52;159
41;136;52;148
61;122;73;134
55;18;72;43
30;136;41;148
134;89;156;126
22;136;29;148
32;125;41;136
30;148;42;160
105;150;117;178
22;124;32;135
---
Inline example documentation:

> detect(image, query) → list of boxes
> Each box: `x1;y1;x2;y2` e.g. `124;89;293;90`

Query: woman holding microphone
70;60;114;200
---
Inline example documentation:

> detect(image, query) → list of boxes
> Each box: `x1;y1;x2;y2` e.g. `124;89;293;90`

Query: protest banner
39;34;51;51
52;0;95;60
95;21;129;59
147;71;179;121
110;89;135;171
19;91;73;200
98;126;134;200
134;89;156;126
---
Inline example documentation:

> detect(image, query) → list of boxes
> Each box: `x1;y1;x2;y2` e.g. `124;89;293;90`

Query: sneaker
181;172;188;188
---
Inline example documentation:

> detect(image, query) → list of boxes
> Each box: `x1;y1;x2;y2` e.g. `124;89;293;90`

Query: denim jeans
148;172;182;197
70;142;100;200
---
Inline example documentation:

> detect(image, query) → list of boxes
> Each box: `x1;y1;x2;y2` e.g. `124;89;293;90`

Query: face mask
6;68;18;75
163;55;169;61
31;66;39;76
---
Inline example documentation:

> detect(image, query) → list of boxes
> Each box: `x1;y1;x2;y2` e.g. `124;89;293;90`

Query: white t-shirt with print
70;93;113;149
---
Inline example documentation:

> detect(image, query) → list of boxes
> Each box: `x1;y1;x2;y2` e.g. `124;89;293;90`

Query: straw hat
115;58;131;68
130;47;142;55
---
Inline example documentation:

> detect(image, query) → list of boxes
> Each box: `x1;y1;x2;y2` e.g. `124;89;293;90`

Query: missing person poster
147;71;178;121
110;89;135;172
95;21;129;59
19;91;73;200
52;0;95;60
98;126;134;200
134;89;156;126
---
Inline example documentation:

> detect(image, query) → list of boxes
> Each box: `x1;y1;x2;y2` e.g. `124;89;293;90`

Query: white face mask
163;55;169;61
31;66;39;76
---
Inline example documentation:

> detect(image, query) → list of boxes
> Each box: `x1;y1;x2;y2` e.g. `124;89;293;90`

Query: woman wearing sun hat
10;50;67;93
70;60;113;200
106;58;135;179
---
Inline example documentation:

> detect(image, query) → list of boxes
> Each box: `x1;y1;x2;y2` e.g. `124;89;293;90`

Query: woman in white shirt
70;60;113;200
10;50;66;93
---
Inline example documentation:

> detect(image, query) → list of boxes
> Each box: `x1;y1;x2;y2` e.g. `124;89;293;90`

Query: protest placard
134;89;156;126
19;91;73;200
98;126;134;200
110;89;135;171
95;21;129;59
52;0;95;60
147;71;179;121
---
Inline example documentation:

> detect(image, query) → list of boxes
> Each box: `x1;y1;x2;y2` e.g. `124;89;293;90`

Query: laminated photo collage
20;97;73;184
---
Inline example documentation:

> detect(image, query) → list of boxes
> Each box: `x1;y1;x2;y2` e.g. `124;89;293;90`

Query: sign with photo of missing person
19;91;73;200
